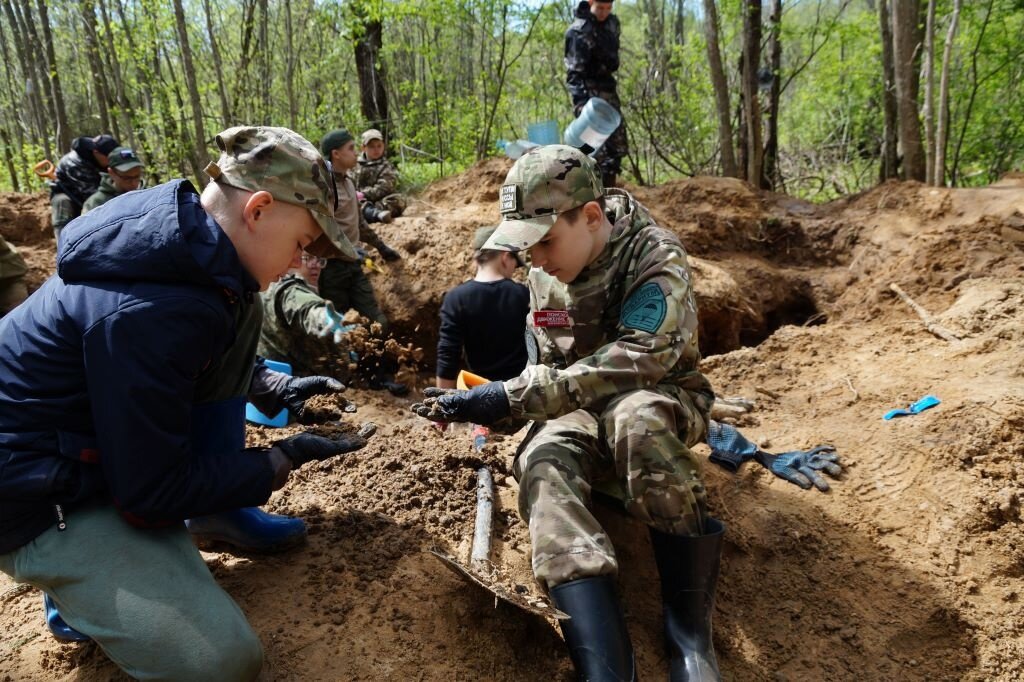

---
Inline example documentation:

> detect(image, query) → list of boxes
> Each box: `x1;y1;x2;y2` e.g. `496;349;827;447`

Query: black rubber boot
549;575;636;682
649;517;725;682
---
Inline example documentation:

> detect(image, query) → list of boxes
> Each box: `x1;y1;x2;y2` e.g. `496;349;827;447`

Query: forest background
0;0;1022;201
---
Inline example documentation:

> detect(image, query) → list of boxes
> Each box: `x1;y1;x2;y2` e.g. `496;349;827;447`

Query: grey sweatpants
0;504;263;681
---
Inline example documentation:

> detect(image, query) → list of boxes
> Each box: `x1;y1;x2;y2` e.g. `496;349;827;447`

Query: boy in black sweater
435;227;529;387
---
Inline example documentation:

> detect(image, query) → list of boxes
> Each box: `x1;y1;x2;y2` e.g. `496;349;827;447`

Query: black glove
411;381;510;426
707;421;841;492
377;244;401;262
274;423;377;468
249;363;346;425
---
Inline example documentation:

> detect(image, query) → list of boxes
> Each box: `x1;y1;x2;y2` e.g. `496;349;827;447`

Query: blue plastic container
527;120;560;146
563;97;621;155
245;359;292;427
504;139;539;160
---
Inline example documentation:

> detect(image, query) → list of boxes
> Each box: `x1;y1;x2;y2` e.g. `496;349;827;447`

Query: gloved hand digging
377;244;401;262
274;422;377;468
707;420;841;492
318;303;359;344
249;362;348;425
412;382;510;425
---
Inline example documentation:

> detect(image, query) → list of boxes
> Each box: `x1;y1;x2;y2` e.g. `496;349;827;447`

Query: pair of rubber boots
549;517;725;682
44;506;306;642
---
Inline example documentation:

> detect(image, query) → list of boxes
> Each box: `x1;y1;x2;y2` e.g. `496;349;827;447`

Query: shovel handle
456;369;490;390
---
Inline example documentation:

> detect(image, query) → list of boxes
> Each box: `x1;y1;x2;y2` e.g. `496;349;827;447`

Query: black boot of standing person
649;518;726;682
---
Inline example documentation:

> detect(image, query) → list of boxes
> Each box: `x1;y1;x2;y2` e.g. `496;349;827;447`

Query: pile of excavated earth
1;163;1022;680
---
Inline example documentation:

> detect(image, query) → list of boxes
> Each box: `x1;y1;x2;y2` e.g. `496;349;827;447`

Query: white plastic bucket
563;97;621;155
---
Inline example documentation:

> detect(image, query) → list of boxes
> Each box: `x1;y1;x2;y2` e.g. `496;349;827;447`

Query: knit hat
320;129;354;157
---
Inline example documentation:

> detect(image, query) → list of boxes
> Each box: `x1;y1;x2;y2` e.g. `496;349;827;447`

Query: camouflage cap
482;144;604;252
205;125;357;260
107;147;143;172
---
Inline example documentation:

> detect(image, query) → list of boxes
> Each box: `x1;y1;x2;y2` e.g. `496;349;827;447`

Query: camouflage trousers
50;193;80;240
318;258;388;330
364;193;407;218
582;84;627;178
513;386;708;589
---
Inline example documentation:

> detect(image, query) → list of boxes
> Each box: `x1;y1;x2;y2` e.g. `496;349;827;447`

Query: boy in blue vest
0;126;373;680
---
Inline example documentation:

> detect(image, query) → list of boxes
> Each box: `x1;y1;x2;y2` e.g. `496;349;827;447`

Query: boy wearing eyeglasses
258;252;345;378
82;147;146;214
259;252;409;395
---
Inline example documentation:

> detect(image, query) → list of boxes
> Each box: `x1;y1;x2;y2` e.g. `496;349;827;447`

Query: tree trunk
78;0;114;137
233;0;258;123
702;0;738;178
934;0;961;187
258;0;270;124
0;127;20;191
171;0;208;187
1;0;47;158
0;20;28;177
284;0;297;129
891;0;925;181
15;0;57;142
202;0;232;125
33;0;69;152
878;0;899;180
97;0;136;149
922;0;936;184
354;15;389;135
740;0;764;187
763;0;783;190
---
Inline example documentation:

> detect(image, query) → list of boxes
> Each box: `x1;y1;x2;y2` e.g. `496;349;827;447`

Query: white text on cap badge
499;184;519;214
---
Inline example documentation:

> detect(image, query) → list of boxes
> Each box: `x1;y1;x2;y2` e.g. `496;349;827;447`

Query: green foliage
0;0;1021;199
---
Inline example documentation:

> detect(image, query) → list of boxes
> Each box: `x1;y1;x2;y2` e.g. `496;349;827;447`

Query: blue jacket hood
57;179;259;297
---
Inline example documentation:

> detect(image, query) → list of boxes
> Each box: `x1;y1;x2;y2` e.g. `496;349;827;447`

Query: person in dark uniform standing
565;0;627;188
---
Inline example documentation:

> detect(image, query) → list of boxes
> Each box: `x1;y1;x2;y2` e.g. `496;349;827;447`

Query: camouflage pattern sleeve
361;160;400;203
277;279;332;337
504;239;700;421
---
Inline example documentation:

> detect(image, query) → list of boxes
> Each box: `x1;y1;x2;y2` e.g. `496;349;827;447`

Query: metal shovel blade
429;549;568;620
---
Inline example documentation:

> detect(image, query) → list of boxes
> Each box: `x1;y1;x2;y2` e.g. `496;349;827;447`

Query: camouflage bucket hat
483;144;604;252
205;125;357;260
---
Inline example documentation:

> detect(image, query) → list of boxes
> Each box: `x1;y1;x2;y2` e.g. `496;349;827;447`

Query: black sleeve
435;289;464;380
83;298;276;525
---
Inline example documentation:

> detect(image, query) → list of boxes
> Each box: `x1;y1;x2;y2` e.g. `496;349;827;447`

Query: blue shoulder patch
620;282;667;333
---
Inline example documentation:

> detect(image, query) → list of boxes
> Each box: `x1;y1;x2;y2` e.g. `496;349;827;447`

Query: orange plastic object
456;370;489;390
33;159;56;181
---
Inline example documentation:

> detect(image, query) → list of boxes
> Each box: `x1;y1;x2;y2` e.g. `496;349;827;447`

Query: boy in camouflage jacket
414;145;723;681
352;128;407;220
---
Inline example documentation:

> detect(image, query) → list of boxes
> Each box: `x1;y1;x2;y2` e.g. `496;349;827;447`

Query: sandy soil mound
0;191;57;294
0;171;1021;681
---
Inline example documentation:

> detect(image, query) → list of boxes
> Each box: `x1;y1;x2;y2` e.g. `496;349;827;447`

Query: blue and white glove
318;304;359;344
707;421;841;492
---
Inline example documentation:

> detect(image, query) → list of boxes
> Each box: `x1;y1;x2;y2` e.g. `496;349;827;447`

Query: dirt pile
0;191;56;294
1;170;1022;680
